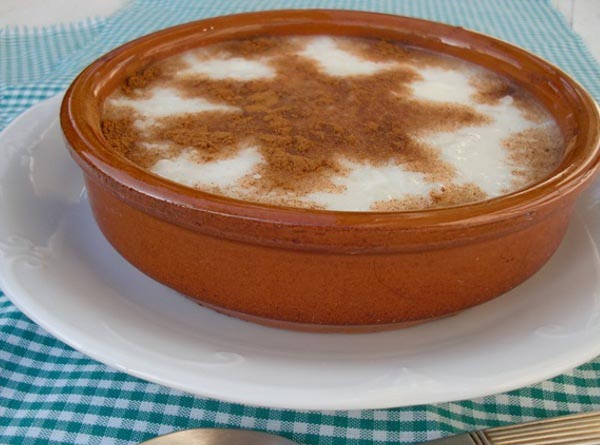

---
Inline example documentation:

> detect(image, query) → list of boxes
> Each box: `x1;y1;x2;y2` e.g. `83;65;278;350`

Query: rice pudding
101;35;564;211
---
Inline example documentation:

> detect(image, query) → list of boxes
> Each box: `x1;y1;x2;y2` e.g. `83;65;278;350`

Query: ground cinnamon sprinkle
101;115;140;160
121;65;163;95
470;73;547;123
504;126;564;188
101;35;563;210
213;36;300;58
341;37;465;71
371;183;487;211
371;195;429;212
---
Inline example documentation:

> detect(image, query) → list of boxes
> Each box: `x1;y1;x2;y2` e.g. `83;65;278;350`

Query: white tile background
553;0;600;60
0;0;126;27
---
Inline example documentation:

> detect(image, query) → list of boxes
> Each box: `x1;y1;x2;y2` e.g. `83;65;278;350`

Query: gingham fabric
1;1;599;444
0;18;107;86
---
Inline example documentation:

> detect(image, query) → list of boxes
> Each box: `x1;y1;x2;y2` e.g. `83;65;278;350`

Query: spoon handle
428;412;600;445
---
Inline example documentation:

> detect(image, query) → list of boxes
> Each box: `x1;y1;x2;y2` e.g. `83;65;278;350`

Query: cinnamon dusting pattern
101;35;564;211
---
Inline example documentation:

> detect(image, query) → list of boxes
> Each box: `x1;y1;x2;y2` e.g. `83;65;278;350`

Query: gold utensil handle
474;412;600;445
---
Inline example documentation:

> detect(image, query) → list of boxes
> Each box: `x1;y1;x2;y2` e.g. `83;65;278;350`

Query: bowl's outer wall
60;10;600;331
87;178;573;328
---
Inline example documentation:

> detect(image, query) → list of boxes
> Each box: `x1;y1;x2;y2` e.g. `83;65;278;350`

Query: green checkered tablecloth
1;0;599;444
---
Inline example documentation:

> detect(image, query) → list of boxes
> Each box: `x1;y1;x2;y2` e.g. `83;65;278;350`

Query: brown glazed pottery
60;10;600;333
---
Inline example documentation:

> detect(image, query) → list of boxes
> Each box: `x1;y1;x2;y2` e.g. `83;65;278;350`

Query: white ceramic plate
1;95;600;410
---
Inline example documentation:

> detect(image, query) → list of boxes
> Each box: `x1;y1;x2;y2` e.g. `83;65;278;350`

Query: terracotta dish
61;10;600;333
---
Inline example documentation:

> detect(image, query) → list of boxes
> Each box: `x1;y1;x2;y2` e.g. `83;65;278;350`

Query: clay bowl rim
60;9;600;233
